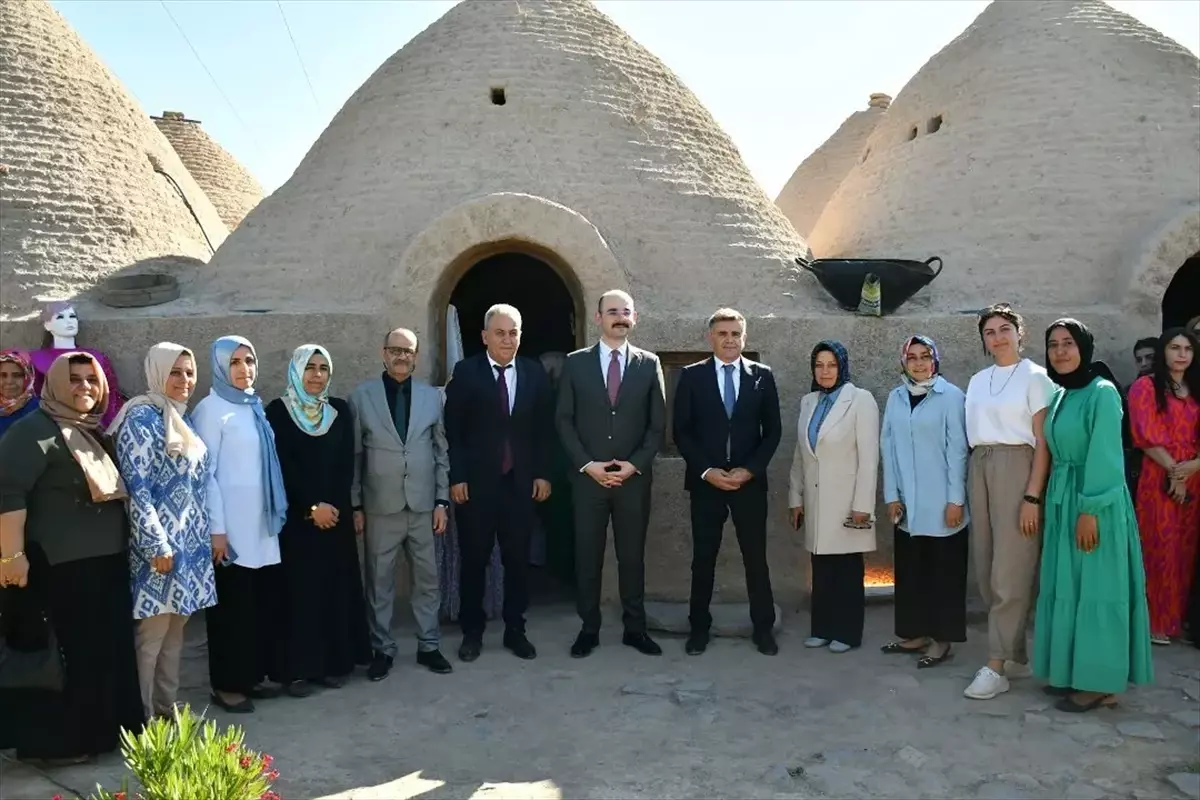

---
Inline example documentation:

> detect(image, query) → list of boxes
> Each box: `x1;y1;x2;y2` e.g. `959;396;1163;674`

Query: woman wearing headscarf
0;350;39;439
879;335;969;669
192;336;288;713
108;343;216;720
1035;319;1153;711
1127;327;1200;645
962;303;1056;701
265;345;369;696
788;341;880;653
0;353;143;763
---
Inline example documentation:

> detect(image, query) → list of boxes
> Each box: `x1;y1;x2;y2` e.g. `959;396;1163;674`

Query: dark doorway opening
447;251;579;604
1162;253;1200;332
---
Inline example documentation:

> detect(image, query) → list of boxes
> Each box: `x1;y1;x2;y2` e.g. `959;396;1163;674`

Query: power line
275;0;321;112
158;0;262;156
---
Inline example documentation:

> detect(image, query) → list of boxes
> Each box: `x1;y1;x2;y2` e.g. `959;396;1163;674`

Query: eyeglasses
384;347;416;358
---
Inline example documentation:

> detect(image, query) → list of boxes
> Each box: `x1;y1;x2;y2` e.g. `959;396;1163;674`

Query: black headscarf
810;340;850;393
1045;318;1096;390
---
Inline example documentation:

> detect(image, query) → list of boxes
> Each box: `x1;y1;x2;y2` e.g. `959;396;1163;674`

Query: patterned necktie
496;364;513;474
723;364;736;418
607;350;622;406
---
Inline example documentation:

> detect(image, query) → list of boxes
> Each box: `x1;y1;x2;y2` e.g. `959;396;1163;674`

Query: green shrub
87;705;280;800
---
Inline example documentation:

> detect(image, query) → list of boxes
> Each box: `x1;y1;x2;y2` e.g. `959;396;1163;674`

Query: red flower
225;742;238;753
265;769;280;782
53;796;63;800
239;755;253;769
260;792;281;800
260;754;274;769
114;793;127;800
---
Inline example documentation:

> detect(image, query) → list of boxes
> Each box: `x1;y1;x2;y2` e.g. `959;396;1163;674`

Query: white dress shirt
191;393;281;569
714;356;742;405
599;340;628;387
488;354;517;412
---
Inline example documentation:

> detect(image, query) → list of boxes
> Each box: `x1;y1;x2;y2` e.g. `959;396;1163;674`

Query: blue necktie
723;364;736;418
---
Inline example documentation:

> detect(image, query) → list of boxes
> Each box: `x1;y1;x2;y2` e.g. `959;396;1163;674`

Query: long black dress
265;398;370;683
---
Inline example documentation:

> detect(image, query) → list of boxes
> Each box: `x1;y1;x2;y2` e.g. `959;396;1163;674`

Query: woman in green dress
1035;318;1154;712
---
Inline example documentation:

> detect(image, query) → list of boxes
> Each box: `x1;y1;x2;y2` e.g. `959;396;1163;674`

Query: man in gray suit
349;327;452;679
556;290;666;658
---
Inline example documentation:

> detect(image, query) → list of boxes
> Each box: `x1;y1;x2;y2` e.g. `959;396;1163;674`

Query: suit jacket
555;342;666;476
787;383;880;555
348;375;449;515
673;356;782;492
444;353;554;494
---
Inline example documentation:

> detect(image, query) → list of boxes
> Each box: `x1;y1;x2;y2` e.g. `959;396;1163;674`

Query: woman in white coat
788;341;880;653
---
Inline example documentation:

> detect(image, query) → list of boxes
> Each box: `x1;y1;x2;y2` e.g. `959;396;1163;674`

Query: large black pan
795;255;943;314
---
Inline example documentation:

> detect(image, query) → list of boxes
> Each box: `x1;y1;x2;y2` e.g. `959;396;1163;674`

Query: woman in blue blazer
880;335;970;669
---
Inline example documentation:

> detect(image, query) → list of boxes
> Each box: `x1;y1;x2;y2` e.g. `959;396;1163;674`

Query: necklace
989;363;1019;396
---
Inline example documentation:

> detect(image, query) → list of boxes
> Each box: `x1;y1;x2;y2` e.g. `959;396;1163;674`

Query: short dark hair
977;303;1024;354
1133;337;1157;354
67;354;94;366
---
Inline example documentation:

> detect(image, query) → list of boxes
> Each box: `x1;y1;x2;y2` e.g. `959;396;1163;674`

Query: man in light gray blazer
349;327;452;679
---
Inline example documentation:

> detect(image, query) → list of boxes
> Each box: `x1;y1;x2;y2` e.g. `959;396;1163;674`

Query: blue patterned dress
116;404;217;619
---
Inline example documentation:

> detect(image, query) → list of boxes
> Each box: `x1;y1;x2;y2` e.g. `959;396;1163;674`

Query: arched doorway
1162;253;1200;332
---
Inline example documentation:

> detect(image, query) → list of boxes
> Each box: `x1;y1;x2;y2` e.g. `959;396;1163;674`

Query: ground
3;604;1199;800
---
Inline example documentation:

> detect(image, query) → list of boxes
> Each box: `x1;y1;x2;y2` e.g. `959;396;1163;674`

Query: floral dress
116;404;217;619
1127;376;1200;637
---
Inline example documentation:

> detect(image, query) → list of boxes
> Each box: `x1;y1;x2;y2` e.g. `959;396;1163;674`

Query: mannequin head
41;302;79;347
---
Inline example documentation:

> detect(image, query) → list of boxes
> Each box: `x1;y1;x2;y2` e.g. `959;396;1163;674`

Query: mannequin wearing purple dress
31;303;124;429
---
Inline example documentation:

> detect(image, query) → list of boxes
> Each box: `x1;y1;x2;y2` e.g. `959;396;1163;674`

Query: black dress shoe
367;652;394;681
622;631;663;656
753;630;779;656
284;680;314;698
209;692;254;714
417;649;454;674
503;631;537;660
458;635;483;662
318;674;347;689
685;631;709;655
570;631;599;658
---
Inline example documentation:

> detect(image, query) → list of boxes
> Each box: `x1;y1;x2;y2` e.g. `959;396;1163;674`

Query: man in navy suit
444;304;554;662
673;308;782;656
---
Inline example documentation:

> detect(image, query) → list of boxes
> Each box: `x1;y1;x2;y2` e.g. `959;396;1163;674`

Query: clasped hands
584;460;637;488
704;467;753;492
1167;459;1197;503
885;502;964;529
450;479;552;503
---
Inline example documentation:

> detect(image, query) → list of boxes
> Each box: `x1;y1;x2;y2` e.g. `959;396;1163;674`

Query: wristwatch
1022;494;1041;506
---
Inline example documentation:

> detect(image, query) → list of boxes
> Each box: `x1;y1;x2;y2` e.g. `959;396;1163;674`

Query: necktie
722;363;736;418
496;364;513;474
607;349;621;406
393;383;408;443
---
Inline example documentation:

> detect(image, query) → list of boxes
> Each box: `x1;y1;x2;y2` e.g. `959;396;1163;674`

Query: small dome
807;0;1200;311
0;0;228;319
153;111;264;230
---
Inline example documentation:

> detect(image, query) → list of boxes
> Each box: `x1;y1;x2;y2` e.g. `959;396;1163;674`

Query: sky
51;0;1200;199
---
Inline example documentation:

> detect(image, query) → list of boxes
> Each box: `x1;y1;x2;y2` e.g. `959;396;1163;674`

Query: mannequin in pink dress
30;301;125;428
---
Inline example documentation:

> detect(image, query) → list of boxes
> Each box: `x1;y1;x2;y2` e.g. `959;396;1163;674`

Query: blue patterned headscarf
810;340;850;393
210;335;288;536
282;344;337;437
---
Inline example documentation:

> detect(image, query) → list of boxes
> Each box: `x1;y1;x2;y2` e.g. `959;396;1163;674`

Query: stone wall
153;112;264;231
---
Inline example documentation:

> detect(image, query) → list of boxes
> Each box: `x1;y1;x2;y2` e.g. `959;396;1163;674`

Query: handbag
0;588;65;692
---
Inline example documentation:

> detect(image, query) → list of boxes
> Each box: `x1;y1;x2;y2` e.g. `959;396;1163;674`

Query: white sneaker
828;641;852;654
804;637;830;648
964;666;1010;700
1004;661;1032;680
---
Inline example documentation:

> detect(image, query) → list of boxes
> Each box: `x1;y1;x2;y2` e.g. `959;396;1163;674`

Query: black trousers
893;526;968;643
688;482;775;633
810;552;865;647
207;563;282;694
457;472;535;635
574;472;651;634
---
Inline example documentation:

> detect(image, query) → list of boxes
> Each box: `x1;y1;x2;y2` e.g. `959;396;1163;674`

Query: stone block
1116;720;1165;741
1167;773;1200;800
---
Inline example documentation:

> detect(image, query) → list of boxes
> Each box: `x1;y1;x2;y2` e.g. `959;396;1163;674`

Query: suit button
608;435;613;440
611;410;616;416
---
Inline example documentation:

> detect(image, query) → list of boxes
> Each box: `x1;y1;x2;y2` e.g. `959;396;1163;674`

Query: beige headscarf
107;342;205;460
40;352;128;503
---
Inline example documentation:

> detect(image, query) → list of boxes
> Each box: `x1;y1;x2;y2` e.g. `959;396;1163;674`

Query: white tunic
191;393;281;569
965;359;1055;448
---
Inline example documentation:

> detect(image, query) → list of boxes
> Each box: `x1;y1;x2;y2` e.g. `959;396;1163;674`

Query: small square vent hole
490;87;506;105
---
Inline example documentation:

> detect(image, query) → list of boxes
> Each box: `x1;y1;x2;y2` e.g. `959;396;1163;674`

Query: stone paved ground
3;604;1199;800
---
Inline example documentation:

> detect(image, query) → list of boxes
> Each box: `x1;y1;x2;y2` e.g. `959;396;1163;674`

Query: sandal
917;646;952;669
1055;694;1117;713
880;640;927;654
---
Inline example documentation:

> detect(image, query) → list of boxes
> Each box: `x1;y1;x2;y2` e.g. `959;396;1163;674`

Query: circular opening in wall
907;126;918;141
490;87;507;106
99;273;180;308
927;115;943;134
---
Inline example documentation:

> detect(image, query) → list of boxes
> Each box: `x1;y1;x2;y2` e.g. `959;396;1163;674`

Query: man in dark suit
673;308;782;656
556;289;666;658
445;304;553;662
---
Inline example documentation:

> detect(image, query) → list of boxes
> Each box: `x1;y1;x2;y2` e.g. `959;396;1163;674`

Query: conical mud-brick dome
153;111;264;231
775;93;890;239
807;0;1200;311
0;0;228;319
198;0;811;315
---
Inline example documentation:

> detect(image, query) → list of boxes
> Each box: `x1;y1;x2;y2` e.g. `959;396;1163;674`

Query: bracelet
1023;495;1041;506
0;550;25;564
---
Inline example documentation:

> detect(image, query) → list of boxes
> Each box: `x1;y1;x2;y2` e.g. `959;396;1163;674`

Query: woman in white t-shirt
962;304;1055;701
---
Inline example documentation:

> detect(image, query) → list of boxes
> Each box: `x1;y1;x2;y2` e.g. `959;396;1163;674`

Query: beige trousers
968;444;1041;663
135;613;188;718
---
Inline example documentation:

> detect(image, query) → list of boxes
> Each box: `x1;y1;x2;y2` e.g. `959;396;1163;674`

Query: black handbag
0;587;65;692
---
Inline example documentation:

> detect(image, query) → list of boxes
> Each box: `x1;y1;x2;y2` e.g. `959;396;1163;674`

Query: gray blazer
348;376;449;515
555;342;666;475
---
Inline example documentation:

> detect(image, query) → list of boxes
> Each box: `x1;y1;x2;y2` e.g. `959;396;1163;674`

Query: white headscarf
107;342;205;459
